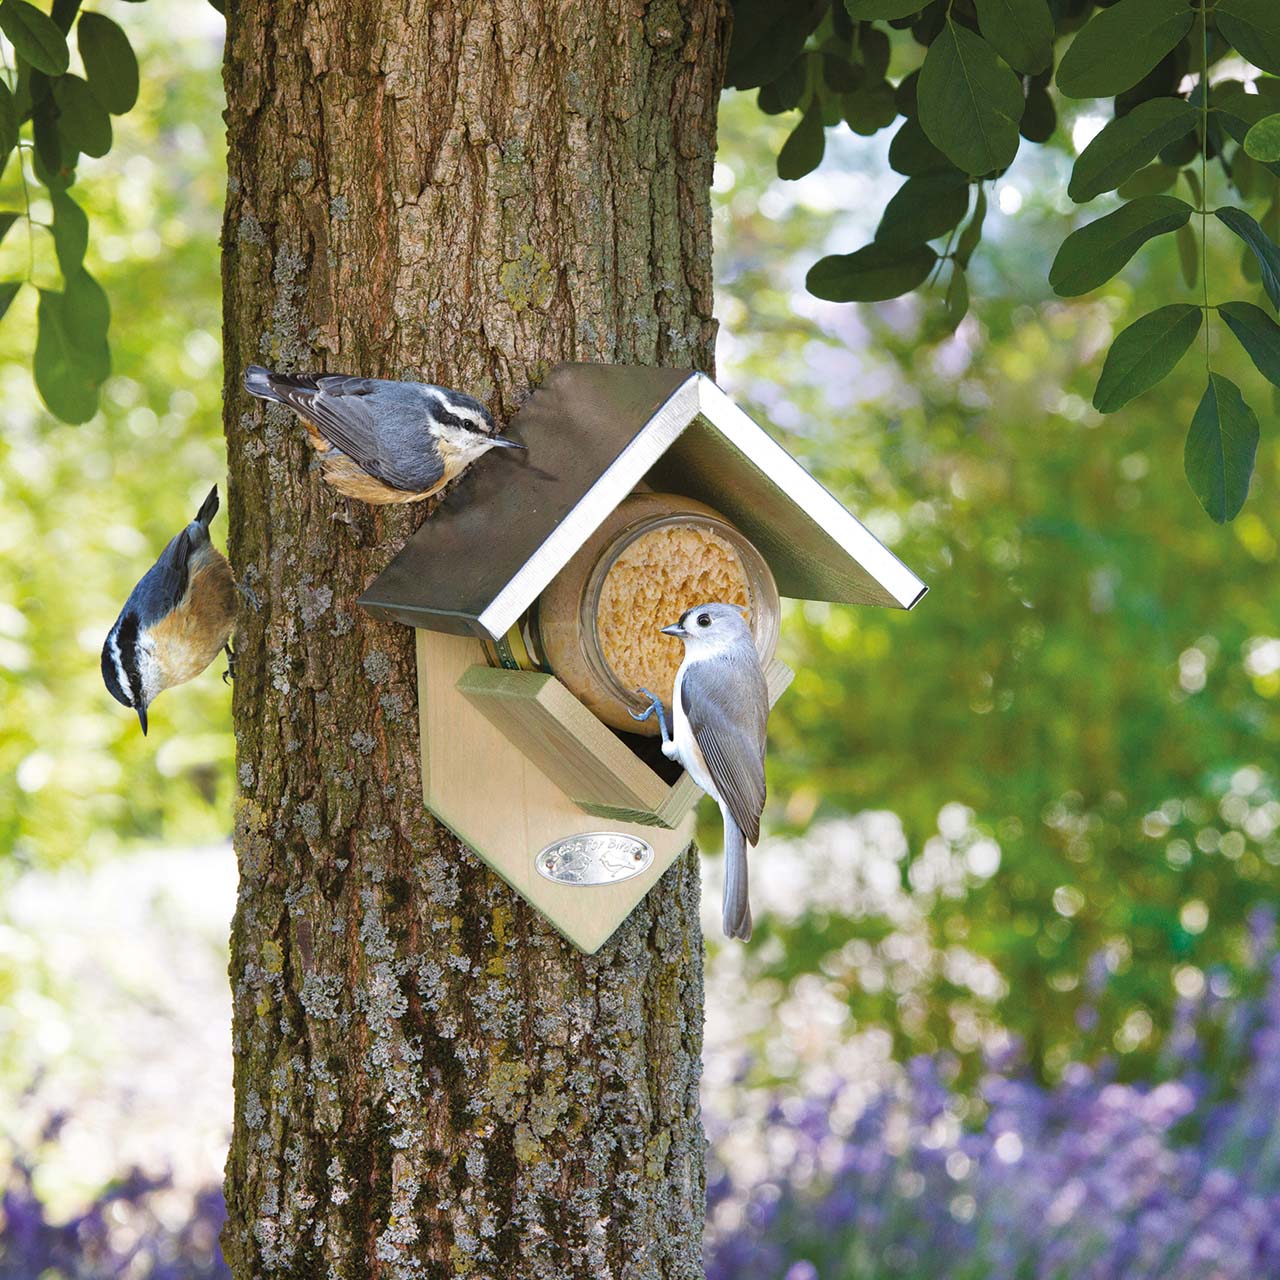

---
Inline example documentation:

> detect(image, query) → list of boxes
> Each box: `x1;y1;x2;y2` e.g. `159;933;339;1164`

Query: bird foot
629;687;672;746
238;581;262;613
222;643;236;684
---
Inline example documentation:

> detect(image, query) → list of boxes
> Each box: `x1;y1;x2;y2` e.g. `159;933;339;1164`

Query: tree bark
219;2;727;1277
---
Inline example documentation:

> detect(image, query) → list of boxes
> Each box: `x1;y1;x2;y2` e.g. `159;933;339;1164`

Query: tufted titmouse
243;365;524;505
631;601;769;941
101;486;237;735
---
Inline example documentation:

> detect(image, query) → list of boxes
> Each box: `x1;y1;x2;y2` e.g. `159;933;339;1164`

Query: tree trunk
219;2;727;1277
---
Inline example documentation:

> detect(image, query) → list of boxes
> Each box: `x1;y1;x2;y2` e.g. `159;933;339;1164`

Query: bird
242;364;525;505
631;601;769;941
101;485;238;735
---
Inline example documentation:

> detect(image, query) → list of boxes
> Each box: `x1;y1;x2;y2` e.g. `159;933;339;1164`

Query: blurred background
3;2;1279;1276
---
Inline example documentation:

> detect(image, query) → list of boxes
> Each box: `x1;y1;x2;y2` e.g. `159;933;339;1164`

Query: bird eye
697;613;711;627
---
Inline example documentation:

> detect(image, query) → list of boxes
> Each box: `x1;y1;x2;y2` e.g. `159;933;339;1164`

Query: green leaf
888;116;953;176
858;27;891;81
1215;206;1280;310
1020;84;1056;143
77;12;138;115
726;0;818;90
1049;196;1193;297
918;19;1023;176
807;241;938;302
0;80;17;155
1056;0;1195;100
52;74;111;157
943;261;969;333
875;172;970;248
0;279;20;322
1092;304;1202;412
50;188;86;277
845;0;923;17
841;79;898;136
974;0;1053;75
0;0;69;75
1176;221;1198;287
1244;113;1280;163
34;288;99;423
1068;98;1198;203
31;101;62;179
777;102;825;180
1184;373;1259;523
1215;0;1280;77
1219;300;1280;387
62;265;110;381
1117;163;1178;197
955;184;987;268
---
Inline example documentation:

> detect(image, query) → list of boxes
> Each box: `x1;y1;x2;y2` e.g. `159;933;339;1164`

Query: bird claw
237;581;262;613
223;643;236;684
629;687;672;746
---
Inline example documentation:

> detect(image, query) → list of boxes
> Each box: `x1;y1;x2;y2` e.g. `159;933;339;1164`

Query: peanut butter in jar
533;493;779;734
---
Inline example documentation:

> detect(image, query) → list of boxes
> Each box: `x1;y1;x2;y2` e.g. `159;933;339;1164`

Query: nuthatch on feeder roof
243;365;525;505
631;601;770;941
102;485;238;735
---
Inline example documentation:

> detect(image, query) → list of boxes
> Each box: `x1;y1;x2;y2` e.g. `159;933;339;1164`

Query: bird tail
721;810;753;942
194;484;219;528
243;364;283;403
244;364;324;404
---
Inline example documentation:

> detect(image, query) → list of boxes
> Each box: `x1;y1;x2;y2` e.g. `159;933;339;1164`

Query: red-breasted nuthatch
632;602;770;941
243;365;525;505
101;485;237;735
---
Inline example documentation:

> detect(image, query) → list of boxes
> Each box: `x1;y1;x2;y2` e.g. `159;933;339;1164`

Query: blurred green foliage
714;89;1280;1080
1;6;1277;1092
0;3;229;871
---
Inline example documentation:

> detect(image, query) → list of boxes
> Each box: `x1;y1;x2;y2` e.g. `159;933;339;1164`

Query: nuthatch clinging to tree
631;602;770;941
101;486;237;735
243;365;525;505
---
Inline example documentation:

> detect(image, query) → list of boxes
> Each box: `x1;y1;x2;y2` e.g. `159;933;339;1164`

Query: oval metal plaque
535;832;654;886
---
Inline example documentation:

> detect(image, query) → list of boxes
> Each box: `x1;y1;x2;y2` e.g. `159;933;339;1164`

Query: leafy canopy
729;0;1280;522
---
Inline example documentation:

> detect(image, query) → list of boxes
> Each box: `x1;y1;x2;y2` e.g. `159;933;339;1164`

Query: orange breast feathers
296;415;441;504
150;546;238;690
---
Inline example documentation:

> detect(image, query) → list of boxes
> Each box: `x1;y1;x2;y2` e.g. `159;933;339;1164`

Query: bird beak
661;623;686;638
487;435;526;451
136;705;148;735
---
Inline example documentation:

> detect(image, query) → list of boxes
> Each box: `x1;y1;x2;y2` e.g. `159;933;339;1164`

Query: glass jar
529;492;779;735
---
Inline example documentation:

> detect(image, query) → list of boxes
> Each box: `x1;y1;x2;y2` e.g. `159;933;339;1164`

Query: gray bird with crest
631;601;770;941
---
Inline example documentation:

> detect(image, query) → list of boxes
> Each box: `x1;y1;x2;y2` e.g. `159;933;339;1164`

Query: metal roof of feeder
359;362;927;639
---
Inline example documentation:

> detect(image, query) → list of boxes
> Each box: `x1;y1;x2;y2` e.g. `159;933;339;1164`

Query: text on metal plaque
534;832;655;886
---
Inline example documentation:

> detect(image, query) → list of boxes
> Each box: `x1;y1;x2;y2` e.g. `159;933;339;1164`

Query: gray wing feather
270;375;444;492
681;650;768;844
128;528;193;624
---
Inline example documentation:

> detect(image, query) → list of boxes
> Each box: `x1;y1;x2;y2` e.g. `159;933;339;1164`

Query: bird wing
131;528;194;625
680;653;768;844
265;373;443;492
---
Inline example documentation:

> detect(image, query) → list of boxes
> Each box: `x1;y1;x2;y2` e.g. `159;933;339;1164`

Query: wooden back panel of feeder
416;631;699;954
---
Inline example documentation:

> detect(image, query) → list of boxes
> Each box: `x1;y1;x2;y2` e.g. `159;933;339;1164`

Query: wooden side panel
456;666;672;816
456;657;797;831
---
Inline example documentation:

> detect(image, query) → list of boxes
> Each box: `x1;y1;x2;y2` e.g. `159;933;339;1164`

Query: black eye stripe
116;613;142;702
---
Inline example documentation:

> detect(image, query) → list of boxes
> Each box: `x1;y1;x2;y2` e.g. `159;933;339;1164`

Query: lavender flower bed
706;952;1280;1280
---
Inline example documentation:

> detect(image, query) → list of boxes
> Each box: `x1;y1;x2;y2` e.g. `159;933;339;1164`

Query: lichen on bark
220;1;727;1276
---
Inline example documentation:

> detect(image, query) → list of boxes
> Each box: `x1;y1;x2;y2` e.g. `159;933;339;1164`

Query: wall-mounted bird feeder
359;363;926;953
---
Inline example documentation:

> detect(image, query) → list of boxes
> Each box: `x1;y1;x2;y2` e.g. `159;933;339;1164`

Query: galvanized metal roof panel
358;362;926;638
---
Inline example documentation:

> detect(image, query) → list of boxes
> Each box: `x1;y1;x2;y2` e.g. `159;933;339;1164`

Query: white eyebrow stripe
108;631;134;705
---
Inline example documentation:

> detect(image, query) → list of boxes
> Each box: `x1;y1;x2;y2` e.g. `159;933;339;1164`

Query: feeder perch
360;363;926;953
